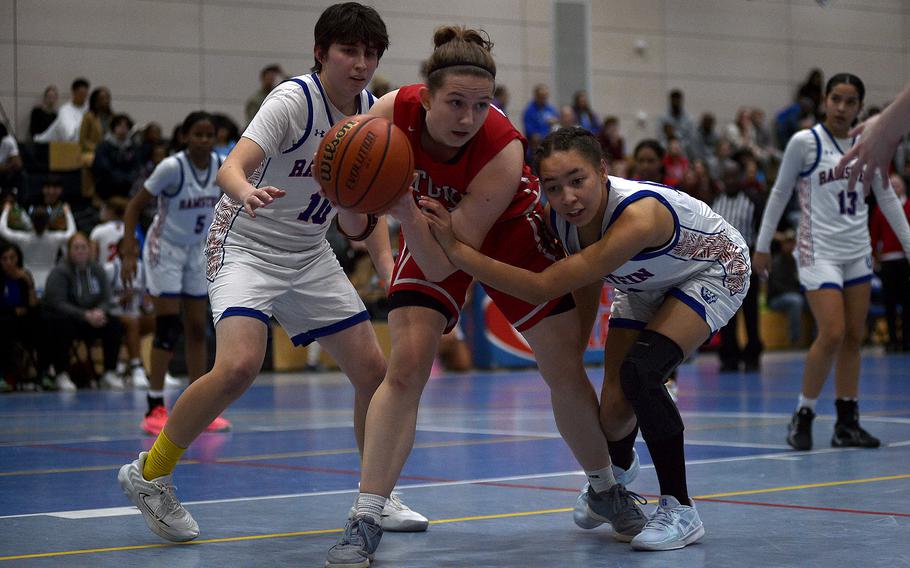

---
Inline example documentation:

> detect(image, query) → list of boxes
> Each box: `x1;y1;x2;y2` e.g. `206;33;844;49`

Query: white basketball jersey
208;73;375;253
146;151;222;247
793;123;877;263
90;220;124;263
554;176;750;297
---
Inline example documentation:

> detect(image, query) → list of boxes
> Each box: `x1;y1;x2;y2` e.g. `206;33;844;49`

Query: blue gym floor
1;350;909;567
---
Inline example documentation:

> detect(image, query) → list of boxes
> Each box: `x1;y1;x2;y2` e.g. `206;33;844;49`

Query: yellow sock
143;430;186;480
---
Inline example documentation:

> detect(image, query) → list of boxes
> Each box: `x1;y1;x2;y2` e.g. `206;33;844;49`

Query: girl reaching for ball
117;2;428;547
327;28;647;568
421;126;752;551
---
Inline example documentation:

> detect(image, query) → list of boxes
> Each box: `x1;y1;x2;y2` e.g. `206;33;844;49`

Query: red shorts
389;207;570;333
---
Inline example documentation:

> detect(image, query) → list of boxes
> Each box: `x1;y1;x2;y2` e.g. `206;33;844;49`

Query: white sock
797;394;817;412
148;389;164;398
355;492;387;524
585;466;617;494
129;358;142;368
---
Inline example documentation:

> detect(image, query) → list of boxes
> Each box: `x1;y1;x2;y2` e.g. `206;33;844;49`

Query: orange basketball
314;115;415;215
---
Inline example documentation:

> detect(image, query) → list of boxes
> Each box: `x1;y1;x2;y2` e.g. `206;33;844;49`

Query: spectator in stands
691;112;718;164
0;241;41;390
0;186;30;231
43;232;123;390
79;87;114;199
0;198;75;296
712;160;763;372
29;85;59;140
725;107;767;166
90;196;128;263
630;138;666;184
523;83;558;139
556;105;577;131
34;78;90;143
93;114;140;201
212;114;240;159
657;89;695;158
678;159;719;206
774;97;816;151
0;123;23;192
39;176;70;231
870;174;910;352
706;137;735;180
597;115;625;165
796;68;824;119
663;137;689;187
493;85;509;115
572;90;599;135
767;229;804;347
136;122;164;167
245;64;285;124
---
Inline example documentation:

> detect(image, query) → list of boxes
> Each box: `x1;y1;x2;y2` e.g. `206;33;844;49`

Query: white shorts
797;255;873;292
609;265;748;334
144;238;207;298
206;234;368;346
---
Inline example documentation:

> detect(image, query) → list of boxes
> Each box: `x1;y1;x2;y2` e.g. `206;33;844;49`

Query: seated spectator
0;241;41;390
92;114;140;201
245;64;285;124
0;123;23;192
597;115;625;164
80;87;113;199
212;114;239;159
34;78;90;143
0;199;75;296
135;122;163;166
707;137;735;180
663;137;689;187
90;196;128;263
39;175;71;231
572;90;599;135
556;105;578;131
104;237;152;387
767;229;804;347
1;186;30;231
43;232;123;390
522;84;558;139
493;85;509;115
691;112;718;164
29;85;59;140
678;159;720;205
657;89;695;158
630;138;667;184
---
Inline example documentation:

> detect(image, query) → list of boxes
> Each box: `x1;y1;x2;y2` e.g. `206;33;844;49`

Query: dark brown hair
422;26;495;92
312;2;389;72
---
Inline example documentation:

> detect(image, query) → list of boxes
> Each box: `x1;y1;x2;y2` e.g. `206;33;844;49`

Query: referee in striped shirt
711;156;765;372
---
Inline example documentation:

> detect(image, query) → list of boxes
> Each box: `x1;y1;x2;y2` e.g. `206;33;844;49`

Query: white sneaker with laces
164;373;187;389
130;366;150;388
118;452;199;542
101;371;125;390
349;491;429;532
631;495;704;551
55;372;77;391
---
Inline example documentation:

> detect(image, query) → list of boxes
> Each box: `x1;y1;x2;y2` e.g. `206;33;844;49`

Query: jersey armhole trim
799;129;822;177
281;79;314;155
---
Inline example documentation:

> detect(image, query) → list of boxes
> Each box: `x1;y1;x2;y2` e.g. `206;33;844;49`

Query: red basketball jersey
393;84;539;222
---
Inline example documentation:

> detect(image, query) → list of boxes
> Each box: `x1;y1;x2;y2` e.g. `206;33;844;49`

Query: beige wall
2;0;908;146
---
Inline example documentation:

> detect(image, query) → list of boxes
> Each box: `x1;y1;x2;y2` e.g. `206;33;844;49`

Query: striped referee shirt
712;191;760;248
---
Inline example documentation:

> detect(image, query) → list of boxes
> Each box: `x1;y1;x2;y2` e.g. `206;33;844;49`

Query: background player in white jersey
421;127;751;551
120;111;228;435
753;73;910;451
104;236;153;388
117;3;426;546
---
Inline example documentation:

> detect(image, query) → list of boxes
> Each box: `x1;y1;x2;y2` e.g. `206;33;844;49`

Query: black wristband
337;213;378;242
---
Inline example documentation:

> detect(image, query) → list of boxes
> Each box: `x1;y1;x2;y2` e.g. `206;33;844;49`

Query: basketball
314;114;415;215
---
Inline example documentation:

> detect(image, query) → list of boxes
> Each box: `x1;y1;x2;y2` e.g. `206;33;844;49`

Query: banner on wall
467;283;614;368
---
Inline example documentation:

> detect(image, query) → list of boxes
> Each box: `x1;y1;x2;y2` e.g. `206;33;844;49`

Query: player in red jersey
326;26;647;568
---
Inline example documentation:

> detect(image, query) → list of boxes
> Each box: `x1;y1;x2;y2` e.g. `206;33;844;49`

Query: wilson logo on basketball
345;131;377;193
318;119;356;183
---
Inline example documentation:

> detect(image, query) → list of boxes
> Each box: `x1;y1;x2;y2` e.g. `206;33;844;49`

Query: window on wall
553;0;590;108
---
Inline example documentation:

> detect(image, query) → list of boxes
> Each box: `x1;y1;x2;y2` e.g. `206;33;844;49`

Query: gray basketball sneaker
574;448;640;529
583;483;649;541
117;452;199;542
325;514;383;568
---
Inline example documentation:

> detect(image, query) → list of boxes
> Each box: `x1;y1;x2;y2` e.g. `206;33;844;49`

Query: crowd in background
2;66;909;391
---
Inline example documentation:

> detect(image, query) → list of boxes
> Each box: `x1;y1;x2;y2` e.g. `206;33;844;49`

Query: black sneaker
787;407;815;451
832;422;881;448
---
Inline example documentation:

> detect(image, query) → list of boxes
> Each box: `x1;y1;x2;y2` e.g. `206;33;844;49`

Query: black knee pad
153;314;182;351
619;329;685;441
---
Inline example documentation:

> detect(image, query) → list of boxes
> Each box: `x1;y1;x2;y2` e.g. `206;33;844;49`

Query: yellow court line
0;436;548;477
1;472;906;562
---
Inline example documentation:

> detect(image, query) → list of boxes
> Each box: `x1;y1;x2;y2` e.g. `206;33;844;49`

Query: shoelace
385;492;406;512
644;505;680;530
151;481;184;518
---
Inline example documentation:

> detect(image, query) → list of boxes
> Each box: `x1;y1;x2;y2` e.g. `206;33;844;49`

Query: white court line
1;443;890;521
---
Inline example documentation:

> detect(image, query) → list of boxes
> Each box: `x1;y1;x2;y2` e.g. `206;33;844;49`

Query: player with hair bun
327;27;647;567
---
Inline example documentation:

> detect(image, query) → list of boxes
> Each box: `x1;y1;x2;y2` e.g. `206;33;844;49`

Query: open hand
242;185;286;217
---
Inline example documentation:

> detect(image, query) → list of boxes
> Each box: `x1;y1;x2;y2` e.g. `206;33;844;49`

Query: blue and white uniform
755;123;910;291
205;73;375;345
553;176;750;333
143;150;222;298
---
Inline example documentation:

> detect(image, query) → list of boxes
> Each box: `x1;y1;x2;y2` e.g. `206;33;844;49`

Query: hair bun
433;26;494;52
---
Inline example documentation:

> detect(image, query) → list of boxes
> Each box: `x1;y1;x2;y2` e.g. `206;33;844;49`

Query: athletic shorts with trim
144;238;207;298
797;255;873;292
609;262;748;334
206;233;368;346
389;210;571;333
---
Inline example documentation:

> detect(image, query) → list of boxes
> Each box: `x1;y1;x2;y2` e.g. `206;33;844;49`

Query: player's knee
815;323;845;350
618;330;685;440
217;355;260;397
152;315;182;352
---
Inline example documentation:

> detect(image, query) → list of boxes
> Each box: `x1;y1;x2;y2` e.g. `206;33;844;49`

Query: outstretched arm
838;82;910;192
421;196;672;304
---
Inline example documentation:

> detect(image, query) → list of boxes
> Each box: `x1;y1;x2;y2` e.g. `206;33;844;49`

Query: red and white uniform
389;84;567;332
